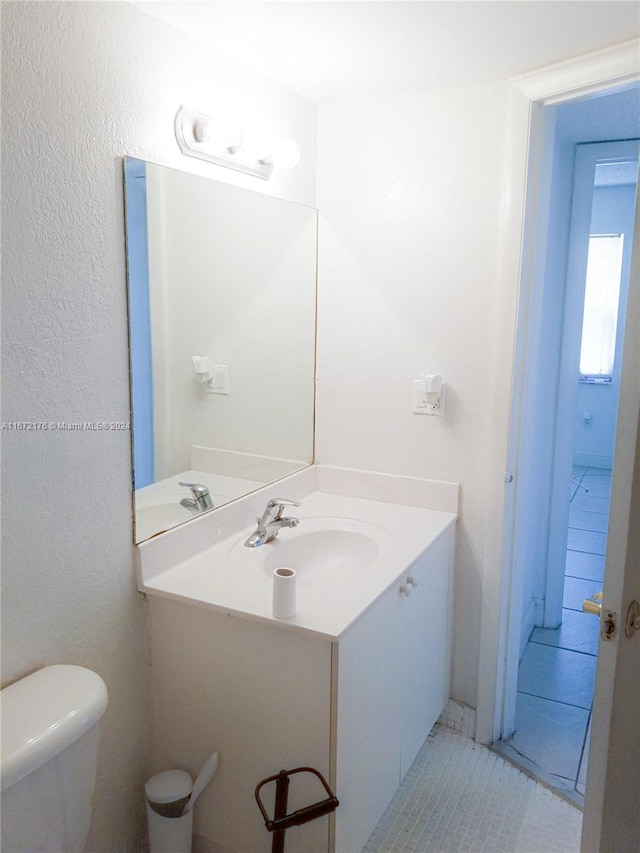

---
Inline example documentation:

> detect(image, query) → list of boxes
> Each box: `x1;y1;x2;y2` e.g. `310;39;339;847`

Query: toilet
1;664;109;853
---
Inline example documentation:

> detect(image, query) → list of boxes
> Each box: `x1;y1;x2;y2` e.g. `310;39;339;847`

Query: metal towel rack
255;766;339;853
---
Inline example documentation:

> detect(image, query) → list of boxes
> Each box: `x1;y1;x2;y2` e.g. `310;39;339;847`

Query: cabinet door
334;524;454;851
335;587;402;853
399;529;452;778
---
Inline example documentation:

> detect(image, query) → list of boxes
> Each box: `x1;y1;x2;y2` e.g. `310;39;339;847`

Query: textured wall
316;85;508;707
1;3;316;849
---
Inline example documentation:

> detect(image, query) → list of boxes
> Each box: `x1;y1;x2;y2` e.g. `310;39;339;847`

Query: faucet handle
265;498;302;521
266;498;302;510
179;481;210;499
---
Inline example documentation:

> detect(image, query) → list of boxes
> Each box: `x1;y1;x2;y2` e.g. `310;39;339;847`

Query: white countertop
139;474;457;640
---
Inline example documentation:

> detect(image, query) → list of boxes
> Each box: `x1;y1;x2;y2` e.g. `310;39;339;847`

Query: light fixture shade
240;130;274;163
270;139;301;169
192;119;209;143
174;106;274;180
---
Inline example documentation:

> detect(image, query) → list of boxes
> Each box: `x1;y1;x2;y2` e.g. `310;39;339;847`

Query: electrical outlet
412;379;446;416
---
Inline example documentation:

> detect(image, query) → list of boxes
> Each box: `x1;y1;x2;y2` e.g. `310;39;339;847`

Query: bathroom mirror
123;157;317;542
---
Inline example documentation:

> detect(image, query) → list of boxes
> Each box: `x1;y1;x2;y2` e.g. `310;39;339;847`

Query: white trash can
145;769;193;853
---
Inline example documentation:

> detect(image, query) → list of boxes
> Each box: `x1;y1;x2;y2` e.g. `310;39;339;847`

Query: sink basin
263;530;379;576
227;517;395;582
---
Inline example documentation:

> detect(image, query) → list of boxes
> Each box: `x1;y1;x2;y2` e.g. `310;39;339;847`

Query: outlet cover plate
412;379;446;416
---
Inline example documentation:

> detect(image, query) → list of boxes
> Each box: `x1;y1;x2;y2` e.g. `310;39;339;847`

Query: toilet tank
1;665;109;853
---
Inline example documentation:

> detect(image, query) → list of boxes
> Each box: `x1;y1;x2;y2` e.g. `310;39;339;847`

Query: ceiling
133;1;640;104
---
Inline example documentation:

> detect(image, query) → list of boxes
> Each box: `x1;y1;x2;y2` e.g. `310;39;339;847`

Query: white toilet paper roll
272;567;296;619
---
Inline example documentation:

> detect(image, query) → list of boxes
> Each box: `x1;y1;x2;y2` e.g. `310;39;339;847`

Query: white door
581;187;640;852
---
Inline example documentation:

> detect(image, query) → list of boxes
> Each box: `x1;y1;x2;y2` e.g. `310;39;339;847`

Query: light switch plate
207;364;230;395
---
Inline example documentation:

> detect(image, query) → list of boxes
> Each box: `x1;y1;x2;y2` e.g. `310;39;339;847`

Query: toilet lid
1;665;108;791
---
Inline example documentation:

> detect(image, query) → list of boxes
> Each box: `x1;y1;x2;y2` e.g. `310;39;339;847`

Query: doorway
493;90;640;803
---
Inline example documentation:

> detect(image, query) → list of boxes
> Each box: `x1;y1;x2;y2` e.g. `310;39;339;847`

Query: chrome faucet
244;498;301;548
179;482;214;514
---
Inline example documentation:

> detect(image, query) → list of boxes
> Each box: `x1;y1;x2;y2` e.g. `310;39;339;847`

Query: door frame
476;39;640;747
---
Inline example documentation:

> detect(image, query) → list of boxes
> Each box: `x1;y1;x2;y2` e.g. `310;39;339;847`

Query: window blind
579;233;624;379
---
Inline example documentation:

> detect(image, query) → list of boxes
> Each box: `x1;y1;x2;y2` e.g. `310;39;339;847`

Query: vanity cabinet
334;528;452;852
147;523;454;853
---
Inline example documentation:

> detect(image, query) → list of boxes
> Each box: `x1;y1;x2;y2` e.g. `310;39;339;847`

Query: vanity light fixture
174;106;300;180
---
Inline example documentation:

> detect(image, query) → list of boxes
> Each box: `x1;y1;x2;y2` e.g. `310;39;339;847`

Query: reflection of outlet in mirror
411;379;446;416
208;364;230;395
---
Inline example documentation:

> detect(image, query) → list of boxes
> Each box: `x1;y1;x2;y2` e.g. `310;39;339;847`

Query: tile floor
505;466;611;802
363;725;582;852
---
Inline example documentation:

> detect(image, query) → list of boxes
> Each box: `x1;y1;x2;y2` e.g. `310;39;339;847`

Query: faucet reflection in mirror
175;106;301;180
123;157;317;543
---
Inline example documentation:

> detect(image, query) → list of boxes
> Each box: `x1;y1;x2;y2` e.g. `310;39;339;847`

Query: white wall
1;3;316;849
316;84;508;707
